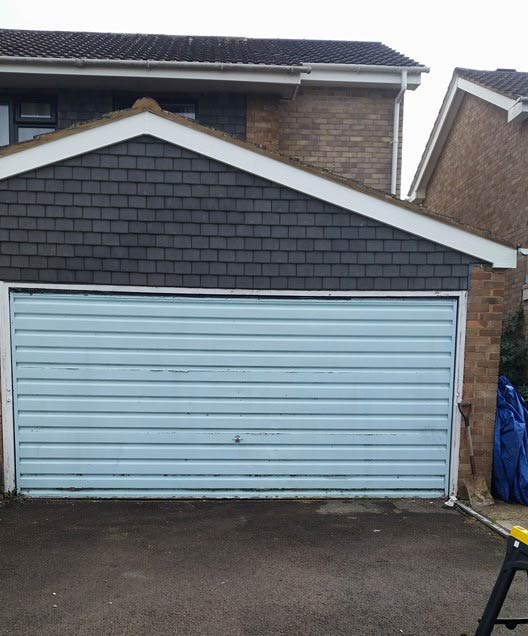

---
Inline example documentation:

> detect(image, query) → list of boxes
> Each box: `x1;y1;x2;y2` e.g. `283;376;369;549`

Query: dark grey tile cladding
0;135;478;290
196;94;246;140
57;91;246;139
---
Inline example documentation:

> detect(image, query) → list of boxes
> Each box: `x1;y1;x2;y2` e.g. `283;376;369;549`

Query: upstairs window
0;97;57;146
114;95;196;119
15;98;56;142
157;100;196;120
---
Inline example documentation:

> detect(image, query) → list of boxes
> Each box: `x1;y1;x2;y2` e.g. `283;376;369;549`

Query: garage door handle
234;435;241;444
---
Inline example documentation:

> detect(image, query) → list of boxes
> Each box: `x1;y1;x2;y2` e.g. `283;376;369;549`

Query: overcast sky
1;0;525;195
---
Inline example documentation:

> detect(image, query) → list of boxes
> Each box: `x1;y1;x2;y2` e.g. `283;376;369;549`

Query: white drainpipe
391;70;408;196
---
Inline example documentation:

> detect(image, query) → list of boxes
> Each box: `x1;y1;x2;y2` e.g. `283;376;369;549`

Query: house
0;29;428;195
408;68;528;492
0;29;517;499
409;67;528;316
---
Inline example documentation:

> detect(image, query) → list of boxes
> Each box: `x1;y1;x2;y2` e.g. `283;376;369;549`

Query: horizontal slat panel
16;381;451;400
11;292;456;498
14;336;454;353
18;459;447;476
17;429;449;446
16;397;451;415
18;475;447;490
18;443;447;461
16;413;450;430
20;489;447;498
15;367;453;384
12;296;455;320
13;351;454;368
14;317;454;337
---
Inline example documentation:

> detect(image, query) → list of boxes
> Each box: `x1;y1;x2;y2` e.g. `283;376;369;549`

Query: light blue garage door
11;292;457;498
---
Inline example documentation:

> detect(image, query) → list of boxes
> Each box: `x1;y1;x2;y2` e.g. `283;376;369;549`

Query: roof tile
0;29;423;67
457;67;528;99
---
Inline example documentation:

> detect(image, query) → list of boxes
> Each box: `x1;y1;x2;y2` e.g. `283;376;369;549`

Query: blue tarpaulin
493;376;528;504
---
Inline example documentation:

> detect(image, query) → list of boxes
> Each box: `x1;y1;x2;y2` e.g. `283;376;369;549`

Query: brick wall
425;92;528;315
247;87;401;193
458;266;505;490
10;87;400;191
246;95;280;152
0;135;477;291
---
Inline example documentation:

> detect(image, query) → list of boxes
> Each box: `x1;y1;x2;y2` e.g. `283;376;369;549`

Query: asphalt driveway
0;498;523;636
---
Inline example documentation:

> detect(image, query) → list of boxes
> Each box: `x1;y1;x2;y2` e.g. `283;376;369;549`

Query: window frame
0;100;13;147
15;97;57;124
13;96;57;144
113;94;198;120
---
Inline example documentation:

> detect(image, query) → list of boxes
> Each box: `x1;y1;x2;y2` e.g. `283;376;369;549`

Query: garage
0;103;517;497
11;291;457;498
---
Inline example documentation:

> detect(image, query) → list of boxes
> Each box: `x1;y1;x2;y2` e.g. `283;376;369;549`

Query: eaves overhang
0;56;428;94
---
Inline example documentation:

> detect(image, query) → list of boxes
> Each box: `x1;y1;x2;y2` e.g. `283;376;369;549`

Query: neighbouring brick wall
247;87;402;193
425;92;528;315
459;266;505;491
0;135;477;290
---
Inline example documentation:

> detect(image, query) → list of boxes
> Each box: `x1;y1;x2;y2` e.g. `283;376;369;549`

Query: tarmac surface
0;498;524;636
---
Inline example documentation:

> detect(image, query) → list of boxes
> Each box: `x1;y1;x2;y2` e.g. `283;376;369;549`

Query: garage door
10;292;457;498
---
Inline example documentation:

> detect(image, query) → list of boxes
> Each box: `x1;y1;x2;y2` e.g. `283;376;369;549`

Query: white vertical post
0;283;15;492
449;291;468;496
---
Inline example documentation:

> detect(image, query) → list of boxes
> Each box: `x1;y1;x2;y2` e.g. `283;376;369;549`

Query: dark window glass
0;104;9;146
114;95;196;119
19;101;53;120
159;102;195;119
14;97;56;143
17;126;55;143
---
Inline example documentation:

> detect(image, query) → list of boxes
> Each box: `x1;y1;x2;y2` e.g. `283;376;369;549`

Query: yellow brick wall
247;87;401;193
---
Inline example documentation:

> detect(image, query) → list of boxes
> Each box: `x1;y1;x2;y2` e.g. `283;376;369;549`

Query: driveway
0;499;521;635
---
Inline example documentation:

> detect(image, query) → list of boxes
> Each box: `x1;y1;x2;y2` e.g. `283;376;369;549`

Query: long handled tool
458;401;494;509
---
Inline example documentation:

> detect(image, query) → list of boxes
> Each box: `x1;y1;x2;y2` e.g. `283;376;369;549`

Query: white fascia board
508;97;528;122
0;62;303;87
0;114;151;179
304;67;423;90
0;110;517;268
408;76;463;201
409;76;518;200
457;77;515;111
0;60;427;89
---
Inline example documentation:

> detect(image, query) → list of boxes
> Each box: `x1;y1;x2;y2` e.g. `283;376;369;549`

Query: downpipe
445;496;508;538
390;70;407;196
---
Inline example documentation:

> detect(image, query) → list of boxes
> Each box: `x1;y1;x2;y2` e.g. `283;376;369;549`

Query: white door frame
0;281;467;497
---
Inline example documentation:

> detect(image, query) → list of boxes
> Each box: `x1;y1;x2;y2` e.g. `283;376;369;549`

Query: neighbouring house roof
409;67;528;202
0;29;423;67
457;67;528;100
0;98;516;268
